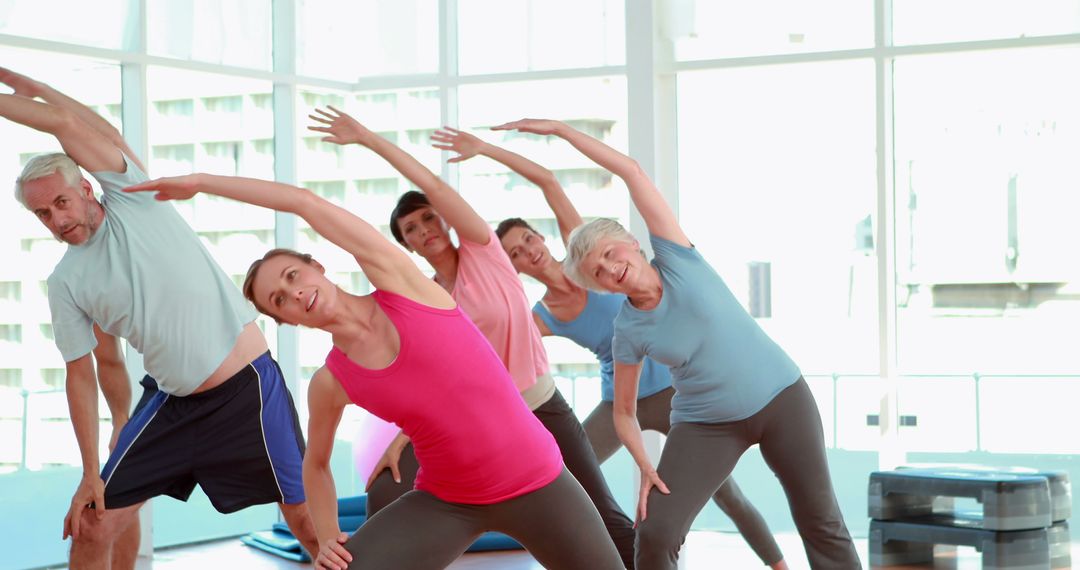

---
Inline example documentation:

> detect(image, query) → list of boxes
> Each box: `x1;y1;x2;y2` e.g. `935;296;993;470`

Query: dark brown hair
389;191;432;246
494;217;539;240
243;248;316;322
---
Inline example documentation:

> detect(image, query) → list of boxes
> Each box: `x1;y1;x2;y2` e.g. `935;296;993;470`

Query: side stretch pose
429;127;789;570
308;107;638;568
0;68;316;569
493;119;862;570
126;173;626;570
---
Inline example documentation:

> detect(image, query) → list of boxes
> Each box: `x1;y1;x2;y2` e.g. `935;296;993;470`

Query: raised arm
304;368;353;569
124;174;450;306
430;127;583;244
495;119;690;247
307;106;491;245
0;67;145;172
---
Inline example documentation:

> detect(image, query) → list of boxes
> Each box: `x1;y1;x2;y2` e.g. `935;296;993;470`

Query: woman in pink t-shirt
127;174;624;570
309;107;637;568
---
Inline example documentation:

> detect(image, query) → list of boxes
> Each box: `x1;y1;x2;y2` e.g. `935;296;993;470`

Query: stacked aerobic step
241;494;524;562
868;465;1071;570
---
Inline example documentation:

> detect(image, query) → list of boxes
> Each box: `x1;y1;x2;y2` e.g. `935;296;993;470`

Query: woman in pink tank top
126;173;624;570
310;107;638;568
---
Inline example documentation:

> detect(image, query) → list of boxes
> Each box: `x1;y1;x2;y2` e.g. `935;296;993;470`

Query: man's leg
279;501;319;559
70;502;142;570
109;514;141;570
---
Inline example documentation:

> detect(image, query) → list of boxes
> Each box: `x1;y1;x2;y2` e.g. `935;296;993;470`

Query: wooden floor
128;530;1074;569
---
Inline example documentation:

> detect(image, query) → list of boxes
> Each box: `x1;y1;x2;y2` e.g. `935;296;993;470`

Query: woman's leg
343;489;482;570
642;387;784;565
712;478;785;566
534;389;637;568
582;400;622;464
365;442;420;517
753;379;861;569
635;421;750;570
493;469;625;570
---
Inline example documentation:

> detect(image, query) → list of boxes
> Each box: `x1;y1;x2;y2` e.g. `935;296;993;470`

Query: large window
678;61;879;375
672;0;872;61
893;47;1080;376
148;0;272;69
458;0;625;75
297;0;439;80
4;1;1080;565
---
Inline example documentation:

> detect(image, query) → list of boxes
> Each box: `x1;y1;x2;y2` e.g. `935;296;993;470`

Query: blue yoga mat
241;533;311;563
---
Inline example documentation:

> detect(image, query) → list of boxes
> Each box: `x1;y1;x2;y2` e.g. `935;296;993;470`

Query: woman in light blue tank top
492;119;861;570
431;128;787;568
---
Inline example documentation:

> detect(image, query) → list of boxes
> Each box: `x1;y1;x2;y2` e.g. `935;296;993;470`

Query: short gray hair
563;218;638;290
14;153;82;209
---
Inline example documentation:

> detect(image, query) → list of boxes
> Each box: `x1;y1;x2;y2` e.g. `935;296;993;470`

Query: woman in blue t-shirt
429;128;787;569
492;119;861;570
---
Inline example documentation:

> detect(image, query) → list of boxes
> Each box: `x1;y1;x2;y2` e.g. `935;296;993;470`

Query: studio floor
116;530;1072;569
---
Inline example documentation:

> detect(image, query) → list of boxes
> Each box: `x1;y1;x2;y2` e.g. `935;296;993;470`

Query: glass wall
2;0;1080;566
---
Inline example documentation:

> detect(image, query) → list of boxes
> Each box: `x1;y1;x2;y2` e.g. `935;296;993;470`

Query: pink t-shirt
454;229;549;392
325;290;563;505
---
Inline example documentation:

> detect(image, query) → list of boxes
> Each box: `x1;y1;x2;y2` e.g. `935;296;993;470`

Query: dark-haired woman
424;127;789;570
490;118;862;570
308;107;637;568
125;174;624;570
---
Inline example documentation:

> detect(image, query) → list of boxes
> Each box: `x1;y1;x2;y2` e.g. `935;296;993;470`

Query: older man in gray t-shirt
0;67;317;569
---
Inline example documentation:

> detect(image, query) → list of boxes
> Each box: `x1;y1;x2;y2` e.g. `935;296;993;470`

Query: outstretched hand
430;127;486;163
0;66;45;99
124;174;203;201
491;118;564;136
308;105;376;147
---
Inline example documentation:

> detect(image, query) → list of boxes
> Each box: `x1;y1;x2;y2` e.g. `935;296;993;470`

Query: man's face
23;172;101;245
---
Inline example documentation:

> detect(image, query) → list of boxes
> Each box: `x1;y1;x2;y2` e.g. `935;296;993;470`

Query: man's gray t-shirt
612;235;800;424
47;155;257;396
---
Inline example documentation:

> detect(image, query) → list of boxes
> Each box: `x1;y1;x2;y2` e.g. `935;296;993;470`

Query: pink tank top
325;290;563;505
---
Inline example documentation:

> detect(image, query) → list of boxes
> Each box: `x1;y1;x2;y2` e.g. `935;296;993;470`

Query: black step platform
869;469;1053;531
869;518;1070;570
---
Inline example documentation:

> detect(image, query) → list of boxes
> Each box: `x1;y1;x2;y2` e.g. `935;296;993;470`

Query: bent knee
635;516;685;553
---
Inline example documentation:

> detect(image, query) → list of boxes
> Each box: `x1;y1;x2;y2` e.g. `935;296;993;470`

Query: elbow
624;160;649;182
49;106;82;136
538;173;561;192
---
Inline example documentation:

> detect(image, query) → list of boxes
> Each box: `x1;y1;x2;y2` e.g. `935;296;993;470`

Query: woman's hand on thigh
636;468;670;525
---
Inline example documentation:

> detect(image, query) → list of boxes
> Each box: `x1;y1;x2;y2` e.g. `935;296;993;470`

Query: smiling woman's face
251;254;336;327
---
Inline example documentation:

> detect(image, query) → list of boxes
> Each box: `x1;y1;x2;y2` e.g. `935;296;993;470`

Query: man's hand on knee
63;474;106;540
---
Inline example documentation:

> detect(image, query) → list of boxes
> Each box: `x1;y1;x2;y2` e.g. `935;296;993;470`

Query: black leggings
582;386;783;565
368;389;637;568
347;468;623;569
634;379;861;569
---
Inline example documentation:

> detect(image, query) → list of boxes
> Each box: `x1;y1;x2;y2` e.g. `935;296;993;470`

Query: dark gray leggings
345;468;624;569
369;389;637;568
583;386;784;565
634;379;861;570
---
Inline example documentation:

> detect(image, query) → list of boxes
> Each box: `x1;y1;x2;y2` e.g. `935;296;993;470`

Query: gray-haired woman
492;119;862;570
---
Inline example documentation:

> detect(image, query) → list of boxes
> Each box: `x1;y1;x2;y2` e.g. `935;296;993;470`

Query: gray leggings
634;379;861;570
369;389;637;568
344;468;624;569
583;386;784;565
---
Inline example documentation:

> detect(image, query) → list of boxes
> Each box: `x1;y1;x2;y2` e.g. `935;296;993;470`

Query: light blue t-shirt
533;290;671;402
47;155;257;396
612;235;800;424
